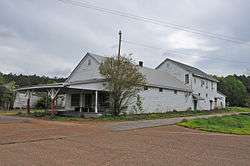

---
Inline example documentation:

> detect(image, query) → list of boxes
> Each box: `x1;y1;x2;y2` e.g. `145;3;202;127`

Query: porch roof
16;83;65;92
15;79;106;93
193;94;205;100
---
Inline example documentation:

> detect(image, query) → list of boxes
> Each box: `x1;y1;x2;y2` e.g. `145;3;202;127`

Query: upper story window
201;80;205;87
211;82;214;90
159;88;163;92
194;78;197;84
88;59;91;66
206;81;208;89
174;90;178;95
185;74;189;84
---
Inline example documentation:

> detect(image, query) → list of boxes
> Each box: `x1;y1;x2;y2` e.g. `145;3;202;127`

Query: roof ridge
156;57;218;82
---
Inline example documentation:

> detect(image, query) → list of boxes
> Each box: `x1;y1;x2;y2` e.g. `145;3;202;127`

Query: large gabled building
16;53;225;115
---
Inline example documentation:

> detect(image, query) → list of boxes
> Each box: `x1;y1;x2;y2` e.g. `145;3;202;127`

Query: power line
122;40;250;64
56;0;249;45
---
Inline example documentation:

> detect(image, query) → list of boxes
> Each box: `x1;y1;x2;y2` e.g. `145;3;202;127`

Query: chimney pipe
139;61;143;67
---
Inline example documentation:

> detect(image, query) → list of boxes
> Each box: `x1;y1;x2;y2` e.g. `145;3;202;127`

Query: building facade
16;53;226;115
156;58;226;110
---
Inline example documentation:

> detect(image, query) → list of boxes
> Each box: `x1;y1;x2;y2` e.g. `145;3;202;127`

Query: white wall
191;76;219;110
156;60;224;110
13;92;40;108
67;55;103;82
216;93;226;109
157;61;191;88
128;87;193;113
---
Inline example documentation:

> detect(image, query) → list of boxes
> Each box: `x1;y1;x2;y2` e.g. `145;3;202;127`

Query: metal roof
193;94;205;100
90;53;191;92
156;58;218;82
15;83;65;92
88;53;108;63
18;53;191;93
139;67;191;92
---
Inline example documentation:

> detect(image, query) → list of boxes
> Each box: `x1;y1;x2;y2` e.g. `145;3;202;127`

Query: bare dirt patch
0;117;250;166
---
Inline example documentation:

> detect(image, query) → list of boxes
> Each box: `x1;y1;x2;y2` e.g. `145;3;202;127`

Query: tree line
215;75;250;107
1;72;66;88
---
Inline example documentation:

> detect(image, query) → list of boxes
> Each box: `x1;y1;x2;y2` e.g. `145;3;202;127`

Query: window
206;93;208;97
185;74;189;84
71;94;80;106
159;88;163;92
166;63;170;68
144;86;148;90
206;81;208;89
198;93;201;96
194;78;196;84
88;59;91;66
174;90;178;94
201;80;205;87
211;82;214;90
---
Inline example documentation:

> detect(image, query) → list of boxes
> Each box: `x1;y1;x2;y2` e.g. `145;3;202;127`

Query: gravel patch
0;115;30;124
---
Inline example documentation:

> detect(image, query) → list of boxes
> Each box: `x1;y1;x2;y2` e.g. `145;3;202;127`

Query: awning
193;94;205;100
16;83;64;92
15;79;107;93
15;83;83;94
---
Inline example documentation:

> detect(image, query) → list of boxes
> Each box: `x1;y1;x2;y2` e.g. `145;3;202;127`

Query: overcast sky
0;0;250;77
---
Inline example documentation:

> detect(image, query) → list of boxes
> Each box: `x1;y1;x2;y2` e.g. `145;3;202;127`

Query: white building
156;58;226;110
16;53;226;115
13;92;41;109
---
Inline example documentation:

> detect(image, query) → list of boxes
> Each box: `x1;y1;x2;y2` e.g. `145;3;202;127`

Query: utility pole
117;30;122;60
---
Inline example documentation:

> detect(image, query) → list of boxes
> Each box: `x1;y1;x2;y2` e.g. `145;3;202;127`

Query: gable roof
139;67;191;92
65;53;107;82
65;53;191;92
88;53;108;63
156;58;218;82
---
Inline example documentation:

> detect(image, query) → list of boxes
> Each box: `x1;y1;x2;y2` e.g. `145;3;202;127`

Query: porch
15;81;110;117
62;89;110;116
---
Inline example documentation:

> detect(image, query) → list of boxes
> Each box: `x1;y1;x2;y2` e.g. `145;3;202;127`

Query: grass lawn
178;113;250;135
97;107;250;121
0;110;20;116
0;107;250;122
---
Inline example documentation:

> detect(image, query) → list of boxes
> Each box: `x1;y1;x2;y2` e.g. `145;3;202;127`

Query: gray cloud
0;0;249;77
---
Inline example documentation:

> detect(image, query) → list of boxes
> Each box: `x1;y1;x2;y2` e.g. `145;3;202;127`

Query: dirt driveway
0;116;250;166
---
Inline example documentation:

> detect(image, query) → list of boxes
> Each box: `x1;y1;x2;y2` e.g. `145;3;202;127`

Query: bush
36;97;51;109
32;111;49;117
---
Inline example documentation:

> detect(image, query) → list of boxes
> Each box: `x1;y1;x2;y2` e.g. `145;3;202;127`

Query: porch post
80;92;83;112
26;90;31;114
48;88;60;115
51;98;56;114
95;90;98;113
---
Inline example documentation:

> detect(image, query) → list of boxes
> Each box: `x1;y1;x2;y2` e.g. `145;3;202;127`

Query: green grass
178;113;250;135
97;107;250;121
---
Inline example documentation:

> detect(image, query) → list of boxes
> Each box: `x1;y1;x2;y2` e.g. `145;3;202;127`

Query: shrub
36;96;51;109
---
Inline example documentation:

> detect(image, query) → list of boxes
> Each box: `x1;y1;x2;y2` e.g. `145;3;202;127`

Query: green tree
0;75;16;110
99;56;146;116
220;75;247;106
